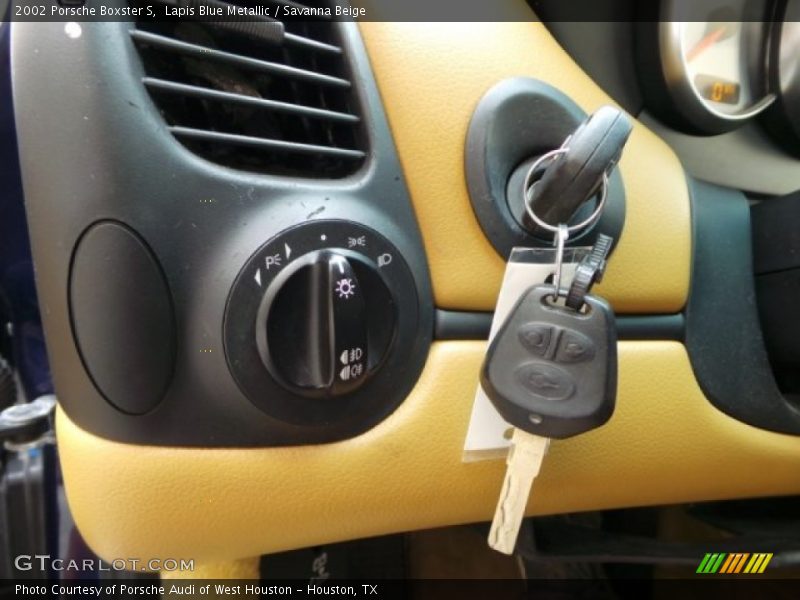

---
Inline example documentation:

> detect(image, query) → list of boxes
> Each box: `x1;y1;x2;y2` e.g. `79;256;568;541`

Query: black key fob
480;284;617;439
528;106;632;230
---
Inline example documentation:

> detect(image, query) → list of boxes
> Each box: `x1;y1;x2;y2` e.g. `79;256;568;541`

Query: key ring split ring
522;149;610;237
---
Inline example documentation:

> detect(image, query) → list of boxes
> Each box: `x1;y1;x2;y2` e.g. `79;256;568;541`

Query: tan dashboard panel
59;342;800;562
358;17;691;314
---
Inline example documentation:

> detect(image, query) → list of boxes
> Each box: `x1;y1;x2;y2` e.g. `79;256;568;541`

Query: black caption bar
1;0;789;23
5;578;800;600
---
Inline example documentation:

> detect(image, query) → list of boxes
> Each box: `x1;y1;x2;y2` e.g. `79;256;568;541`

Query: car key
483;274;617;553
524;106;632;235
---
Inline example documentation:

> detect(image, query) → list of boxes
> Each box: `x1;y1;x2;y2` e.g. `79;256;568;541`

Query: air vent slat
130;29;351;89
143;77;359;123
170;126;366;159
284;32;342;54
202;18;284;45
132;0;366;177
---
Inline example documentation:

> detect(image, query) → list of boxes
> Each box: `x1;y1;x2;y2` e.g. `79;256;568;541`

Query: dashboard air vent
131;1;366;178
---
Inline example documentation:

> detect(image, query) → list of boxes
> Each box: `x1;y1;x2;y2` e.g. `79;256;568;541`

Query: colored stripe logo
696;553;773;574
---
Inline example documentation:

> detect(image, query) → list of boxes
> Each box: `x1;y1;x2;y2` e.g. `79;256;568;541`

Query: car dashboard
4;0;800;578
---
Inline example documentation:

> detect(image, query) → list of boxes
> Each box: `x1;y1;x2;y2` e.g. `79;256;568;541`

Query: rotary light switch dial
262;250;381;398
224;220;414;429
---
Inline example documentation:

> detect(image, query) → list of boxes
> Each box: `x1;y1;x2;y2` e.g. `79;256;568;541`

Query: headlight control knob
224;220;420;433
259;250;395;398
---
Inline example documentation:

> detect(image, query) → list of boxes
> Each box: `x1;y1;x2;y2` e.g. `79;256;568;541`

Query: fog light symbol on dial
340;348;364;364
339;347;365;382
340;363;365;382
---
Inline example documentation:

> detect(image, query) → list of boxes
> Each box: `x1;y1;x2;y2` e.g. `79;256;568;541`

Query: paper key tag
462;246;590;462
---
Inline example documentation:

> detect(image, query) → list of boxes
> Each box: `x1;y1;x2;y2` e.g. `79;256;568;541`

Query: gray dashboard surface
642;114;800;197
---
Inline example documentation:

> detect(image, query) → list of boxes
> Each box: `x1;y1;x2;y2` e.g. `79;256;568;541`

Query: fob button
517;323;554;356
555;330;596;364
515;362;576;402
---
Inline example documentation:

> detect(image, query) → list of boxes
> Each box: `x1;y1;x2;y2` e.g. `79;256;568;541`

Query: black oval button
556;329;596;364
517;322;553;356
70;222;175;415
515;362;575;402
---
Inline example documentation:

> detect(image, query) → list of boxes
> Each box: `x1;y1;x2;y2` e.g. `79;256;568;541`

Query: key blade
488;429;549;554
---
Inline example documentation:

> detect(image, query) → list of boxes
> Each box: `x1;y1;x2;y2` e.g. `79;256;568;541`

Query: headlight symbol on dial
335;278;356;299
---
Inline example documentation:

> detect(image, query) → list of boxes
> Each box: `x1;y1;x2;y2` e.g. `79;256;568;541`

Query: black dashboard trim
13;16;434;447
435;310;685;342
684;178;800;434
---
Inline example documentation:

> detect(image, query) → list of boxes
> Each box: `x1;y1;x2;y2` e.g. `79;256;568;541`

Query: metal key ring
523;149;610;237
